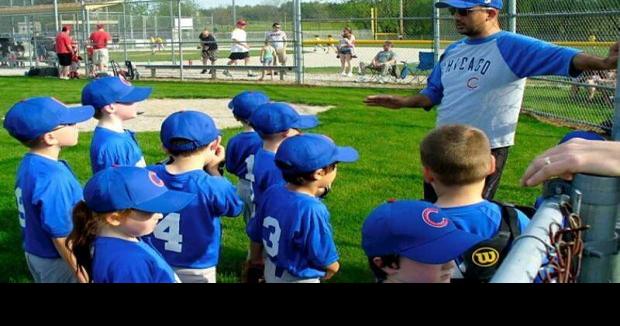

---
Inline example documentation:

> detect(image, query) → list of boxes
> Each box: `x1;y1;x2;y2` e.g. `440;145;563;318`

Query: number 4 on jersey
154;213;183;253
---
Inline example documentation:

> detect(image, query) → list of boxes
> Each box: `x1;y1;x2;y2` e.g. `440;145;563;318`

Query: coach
365;0;618;201
89;24;112;74
54;25;73;80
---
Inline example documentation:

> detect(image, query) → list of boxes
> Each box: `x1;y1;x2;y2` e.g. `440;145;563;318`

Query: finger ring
544;157;552;165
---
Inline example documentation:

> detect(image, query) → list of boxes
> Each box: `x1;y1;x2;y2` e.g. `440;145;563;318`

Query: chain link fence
0;0;617;133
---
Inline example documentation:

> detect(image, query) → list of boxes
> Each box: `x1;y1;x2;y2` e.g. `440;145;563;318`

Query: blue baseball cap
559;130;605;144
276;133;359;174
362;200;485;264
84;167;195;214
228;91;270;120
3;97;94;142
81;76;152;110
249;102;319;135
436;0;503;9
160;110;220;152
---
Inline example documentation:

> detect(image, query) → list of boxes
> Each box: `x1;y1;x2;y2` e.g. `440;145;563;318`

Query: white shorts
93;48;109;66
173;266;216;283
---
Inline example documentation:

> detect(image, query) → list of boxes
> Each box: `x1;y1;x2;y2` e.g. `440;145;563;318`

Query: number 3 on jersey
262;217;281;258
154;213;183;253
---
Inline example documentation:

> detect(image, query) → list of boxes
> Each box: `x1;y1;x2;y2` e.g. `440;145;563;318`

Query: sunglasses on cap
448;7;494;16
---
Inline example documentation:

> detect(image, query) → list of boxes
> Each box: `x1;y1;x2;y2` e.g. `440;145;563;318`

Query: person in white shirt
265;22;288;67
224;20;255;77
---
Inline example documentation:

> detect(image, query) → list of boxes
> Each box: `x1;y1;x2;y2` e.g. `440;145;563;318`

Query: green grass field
0;76;571;283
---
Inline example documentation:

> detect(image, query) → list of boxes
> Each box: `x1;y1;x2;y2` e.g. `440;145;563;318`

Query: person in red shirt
89;24;112;74
55;25;73;79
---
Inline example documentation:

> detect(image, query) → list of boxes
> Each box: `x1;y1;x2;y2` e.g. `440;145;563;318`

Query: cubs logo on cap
83;167;195;214
362;200;485;264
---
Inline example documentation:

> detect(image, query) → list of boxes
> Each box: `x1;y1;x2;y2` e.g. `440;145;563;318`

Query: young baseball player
143;110;243;283
67;166;195;283
81;76;153;174
362;199;484;283
246;133;359;283
3;97;94;283
420;124;530;281
225;91;270;224
248;102;319;209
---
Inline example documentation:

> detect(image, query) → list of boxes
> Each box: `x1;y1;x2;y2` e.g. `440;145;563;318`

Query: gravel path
76;98;333;132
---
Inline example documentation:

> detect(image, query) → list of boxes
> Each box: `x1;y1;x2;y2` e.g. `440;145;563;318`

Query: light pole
232;0;236;25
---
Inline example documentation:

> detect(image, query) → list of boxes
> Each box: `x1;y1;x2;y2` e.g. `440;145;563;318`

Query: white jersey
230;28;248;53
265;30;287;49
421;31;580;149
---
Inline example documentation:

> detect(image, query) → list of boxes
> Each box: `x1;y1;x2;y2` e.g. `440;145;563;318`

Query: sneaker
346;72;353;78
247;72;257;77
200;69;207;74
340;72;347;77
222;70;231;77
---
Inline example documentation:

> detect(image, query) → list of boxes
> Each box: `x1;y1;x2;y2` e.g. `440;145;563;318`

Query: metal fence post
432;0;440;63
178;0;183;81
610;46;620;282
293;0;303;84
508;0;516;33
572;174;620;283
122;0;128;62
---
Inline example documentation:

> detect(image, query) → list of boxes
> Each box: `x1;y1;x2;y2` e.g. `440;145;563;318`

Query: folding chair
356;62;399;84
399;51;435;84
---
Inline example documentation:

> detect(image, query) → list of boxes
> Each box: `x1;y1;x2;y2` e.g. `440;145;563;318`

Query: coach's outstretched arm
363;93;434;110
521;139;620;187
572;41;619;71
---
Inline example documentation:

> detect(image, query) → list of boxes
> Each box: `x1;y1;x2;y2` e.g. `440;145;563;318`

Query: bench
140;64;296;80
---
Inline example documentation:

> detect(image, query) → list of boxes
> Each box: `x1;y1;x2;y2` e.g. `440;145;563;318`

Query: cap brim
334;146;359;163
435;0;476;8
227;100;234;109
60;105;95;124
291;115;319;129
117;86;153;104
402;229;484;264
134;190;195;214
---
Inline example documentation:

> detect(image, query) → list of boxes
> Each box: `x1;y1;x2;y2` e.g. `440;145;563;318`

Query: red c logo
422;208;448;228
148;171;165;187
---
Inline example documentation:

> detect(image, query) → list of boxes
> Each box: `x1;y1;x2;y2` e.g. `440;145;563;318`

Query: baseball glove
241;260;265;284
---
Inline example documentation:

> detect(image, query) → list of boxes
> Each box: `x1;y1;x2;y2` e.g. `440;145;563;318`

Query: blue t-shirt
15;153;83;258
92;236;177;283
251;148;285;207
247;184;339;279
225;131;262;180
420;31;581;148
144;165;243;268
90;126;146;174
441;200;530;239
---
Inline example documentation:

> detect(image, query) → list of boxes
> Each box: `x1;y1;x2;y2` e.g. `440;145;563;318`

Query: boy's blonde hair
420;124;491;186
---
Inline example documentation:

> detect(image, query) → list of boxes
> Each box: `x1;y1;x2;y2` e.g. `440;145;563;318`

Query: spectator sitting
358;40;398;82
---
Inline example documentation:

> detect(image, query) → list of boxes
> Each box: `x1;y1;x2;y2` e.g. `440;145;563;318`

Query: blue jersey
144;165;243;268
420;31;580;148
441;200;530;239
247;184;338;279
15;153;83;258
225;131;262;180
92;236;177;283
251;148;285;206
90;126;146;174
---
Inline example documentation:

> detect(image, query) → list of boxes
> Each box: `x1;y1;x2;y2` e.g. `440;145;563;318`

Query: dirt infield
77;98;333;132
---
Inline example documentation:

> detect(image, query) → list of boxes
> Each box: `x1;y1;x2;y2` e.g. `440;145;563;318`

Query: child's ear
312;168;326;180
41;131;58;146
488;154;497;175
372;257;399;275
105;212;123;226
101;104;114;115
422;166;434;183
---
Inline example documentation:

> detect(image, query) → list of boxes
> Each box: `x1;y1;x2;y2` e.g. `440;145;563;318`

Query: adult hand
363;95;406;109
521;139;620;187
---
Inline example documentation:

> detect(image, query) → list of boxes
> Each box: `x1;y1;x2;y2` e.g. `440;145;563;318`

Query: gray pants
25;252;77;283
173;266;216;283
264;257;320;283
237;179;254;224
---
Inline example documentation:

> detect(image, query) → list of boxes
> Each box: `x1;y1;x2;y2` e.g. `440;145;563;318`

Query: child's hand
205;144;225;175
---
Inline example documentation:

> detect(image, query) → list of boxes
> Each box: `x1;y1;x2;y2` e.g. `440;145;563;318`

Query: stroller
110;60;139;80
68;46;83;79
